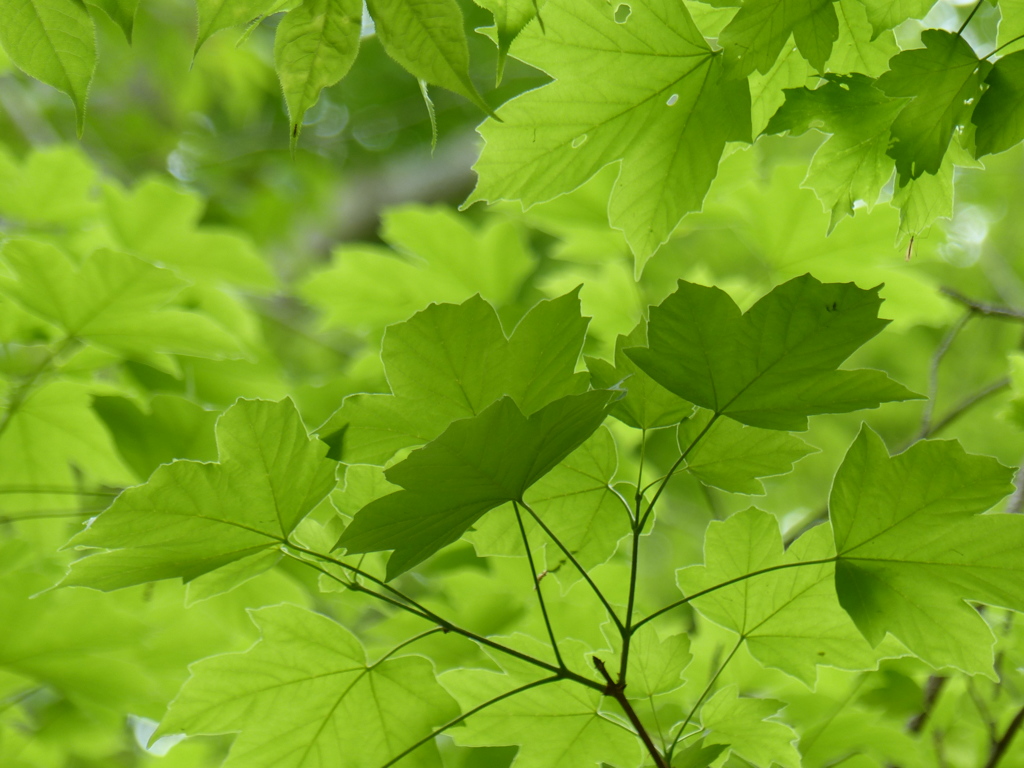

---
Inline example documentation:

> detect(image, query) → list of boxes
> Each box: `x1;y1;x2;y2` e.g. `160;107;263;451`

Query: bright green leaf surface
877;29;986;182
831;427;1022;674
973;50;1024;157
87;0;140;41
468;425;631;575
366;0;491;112
858;0;937;36
474;0;538;81
338;390;617;578
320;291;588;464
0;0;96;133
194;0;278;53
0;145;97;225
468;0;751;265
678;411;815;494
765;74;902;229
0;241;242;358
679;509;891;685
626;626;691;698
157;604;459;768
626;275;918;430
719;0;838;77
587;323;693;431
700;686;800;768
275;0;362;143
826;0;898;77
63;398;337;590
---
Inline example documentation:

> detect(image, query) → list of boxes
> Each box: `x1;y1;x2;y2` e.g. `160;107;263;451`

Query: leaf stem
377;676;562;768
284;547;604;692
517;499;625;634
957;0;984;36
632;557;838;634
665;638;742;761
368;627;445;669
918;310;973;439
0;337;74;442
593;656;669;768
0;509;105;523
985;31;1024;59
513;501;565;668
984;705;1024;768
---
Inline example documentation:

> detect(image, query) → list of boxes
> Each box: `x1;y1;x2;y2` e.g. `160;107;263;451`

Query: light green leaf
443;661;642;768
157;604;459;768
876;29;987;182
765;74;901;230
300;205;534;332
998;0;1024;53
626;275;918;431
719;0;838;77
195;0;279;53
748;43;814;136
319;291;589;464
671;740;727;768
365;0;491;112
891;149;955;240
973;50;1024;157
87;0;140;41
678;411;816;494
0;241;243;359
337;390;617;579
858;0;938;36
826;0;897;76
0;0;96;134
586;323;693;431
626;626;691;698
700;686;800;768
474;0;538;82
0;145;98;226
62;398;337;590
467;0;751;266
275;0;362;144
831;427;1021;674
468;426;631;575
679;508;892;685
102;178;276;289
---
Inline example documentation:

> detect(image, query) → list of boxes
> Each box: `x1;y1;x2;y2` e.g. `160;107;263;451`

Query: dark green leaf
973;50;1024;157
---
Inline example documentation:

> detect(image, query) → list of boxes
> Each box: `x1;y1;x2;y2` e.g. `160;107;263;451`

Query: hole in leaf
666;93;679;106
614;3;631;23
571;134;588;148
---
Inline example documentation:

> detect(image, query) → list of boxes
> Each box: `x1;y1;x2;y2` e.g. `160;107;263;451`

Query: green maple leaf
679;508;893;685
468;425;631;576
719;0;839;77
275;0;362;144
700;686;800;768
337;390;617;578
474;0;539;82
586;323;693;431
157;603;459;768
0;146;98;226
831;427;1022;674
625;275;918;431
62;398;337;591
858;0;938;36
319;290;588;464
300;205;534;332
194;0;279;53
0;241;243;359
678;411;816;494
626;626;691;698
876;29;988;182
0;0;96;134
765;74;902;230
467;0;751;265
972;50;1024;157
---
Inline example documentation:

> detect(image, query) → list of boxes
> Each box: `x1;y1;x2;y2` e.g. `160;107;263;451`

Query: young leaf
319;291;588;464
365;0;492;113
156;604;459;768
831;427;1021;675
719;0;839;77
626;275;918;431
972;50;1024;157
0;241;242;359
62;398;337;590
337;390;617;579
679;509;891;685
275;0;362;145
700;686;800;768
467;0;751;265
857;0;937;36
474;0;538;82
194;0;279;54
0;0;96;134
87;0;140;42
626;626;692;698
678;411;816;494
765;74;902;230
876;29;987;182
586;323;693;431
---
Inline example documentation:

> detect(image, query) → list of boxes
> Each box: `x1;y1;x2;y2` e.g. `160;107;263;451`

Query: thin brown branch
593;656;668;768
984;706;1024;768
940;288;1024;322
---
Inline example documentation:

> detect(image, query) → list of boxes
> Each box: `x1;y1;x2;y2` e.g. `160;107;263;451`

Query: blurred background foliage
3;0;1024;766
